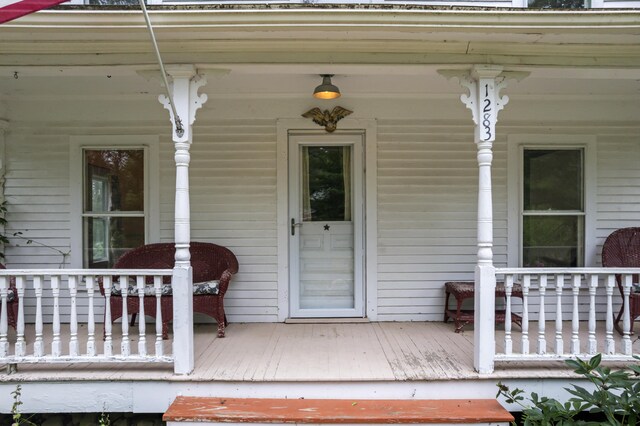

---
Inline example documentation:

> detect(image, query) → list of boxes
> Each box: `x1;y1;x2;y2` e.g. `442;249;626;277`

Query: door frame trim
276;118;378;322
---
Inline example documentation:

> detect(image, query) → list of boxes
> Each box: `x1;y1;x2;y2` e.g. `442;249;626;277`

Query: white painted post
521;274;530;355
621;274;633;355
51;276;61;357
120;275;130;357
86;276;96;357
555;275;564;355
537;275;547;355
15;276;25;357
604;274;615;355
571;274;581;355
440;66;527;373
103;276;113;357
0;276;8;357
154;275;164;357
69;275;80;357
504;274;513;356
587;274;598;355
159;65;208;375
137;275;147;356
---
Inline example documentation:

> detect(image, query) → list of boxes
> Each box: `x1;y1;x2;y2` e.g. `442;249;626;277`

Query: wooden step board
163;396;514;425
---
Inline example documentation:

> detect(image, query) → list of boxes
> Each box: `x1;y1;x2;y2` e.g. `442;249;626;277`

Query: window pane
523;149;583;211
84;217;145;268
85;149;144;212
304;146;351;222
523;216;584;267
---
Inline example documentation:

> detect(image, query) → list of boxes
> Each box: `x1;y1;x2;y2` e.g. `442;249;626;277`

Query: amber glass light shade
313;74;341;99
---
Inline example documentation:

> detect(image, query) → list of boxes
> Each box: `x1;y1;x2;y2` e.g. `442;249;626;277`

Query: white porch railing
0;269;174;366
494;267;640;362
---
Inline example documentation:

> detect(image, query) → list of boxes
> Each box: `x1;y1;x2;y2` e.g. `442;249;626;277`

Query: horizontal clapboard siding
2;122;639;325
376;120;508;321
159;120;279;323
596;136;640;257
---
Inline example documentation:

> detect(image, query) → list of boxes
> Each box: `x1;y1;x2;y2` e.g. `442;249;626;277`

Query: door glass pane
302;146;351;222
523;149;583;211
84;217;145;268
85;149;144;212
523;215;584;267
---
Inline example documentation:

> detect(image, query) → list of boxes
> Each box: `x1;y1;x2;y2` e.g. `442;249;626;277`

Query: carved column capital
438;66;528;144
158;65;208;144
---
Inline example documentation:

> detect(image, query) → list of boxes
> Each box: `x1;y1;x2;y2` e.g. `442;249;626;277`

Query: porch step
163;396;514;425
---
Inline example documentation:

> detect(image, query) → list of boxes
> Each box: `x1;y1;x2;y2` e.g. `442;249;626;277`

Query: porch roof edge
2;6;640;31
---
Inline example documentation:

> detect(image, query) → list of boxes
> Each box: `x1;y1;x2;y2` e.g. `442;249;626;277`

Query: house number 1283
482;84;492;141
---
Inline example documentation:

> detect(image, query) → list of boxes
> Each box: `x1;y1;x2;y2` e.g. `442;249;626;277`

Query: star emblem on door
324;224;331;231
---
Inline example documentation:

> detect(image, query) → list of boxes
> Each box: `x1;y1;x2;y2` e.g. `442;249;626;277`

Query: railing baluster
621;274;633;355
521;274;530;355
33;275;44;357
155;275;163;357
587;274;598;355
555;274;564;355
137;275;147;356
537;274;547;355
15;276;26;357
504;274;513;356
103;276;113;357
0;276;8;357
69;275;79;357
120;275;130;357
604;274;615;355
86;276;96;357
571;274;581;355
51;276;61;357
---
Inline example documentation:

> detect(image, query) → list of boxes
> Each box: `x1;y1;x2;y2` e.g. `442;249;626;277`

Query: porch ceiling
0;8;640;68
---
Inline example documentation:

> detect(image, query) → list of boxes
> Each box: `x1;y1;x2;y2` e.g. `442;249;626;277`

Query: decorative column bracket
158;65;208;143
439;66;529;144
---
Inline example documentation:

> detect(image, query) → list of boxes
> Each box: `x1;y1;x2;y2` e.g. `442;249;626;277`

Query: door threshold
285;317;370;324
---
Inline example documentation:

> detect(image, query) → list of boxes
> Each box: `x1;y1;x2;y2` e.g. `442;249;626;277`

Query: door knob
291;218;303;236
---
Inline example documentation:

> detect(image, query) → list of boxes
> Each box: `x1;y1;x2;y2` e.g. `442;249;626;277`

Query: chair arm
217;269;234;296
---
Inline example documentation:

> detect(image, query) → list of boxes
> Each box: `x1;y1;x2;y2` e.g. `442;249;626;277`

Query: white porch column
159;65;208;375
440;66;526;374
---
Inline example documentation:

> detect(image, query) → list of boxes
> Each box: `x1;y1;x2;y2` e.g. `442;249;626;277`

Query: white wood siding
159;120;279;323
376;121;508;321
596;136;640;260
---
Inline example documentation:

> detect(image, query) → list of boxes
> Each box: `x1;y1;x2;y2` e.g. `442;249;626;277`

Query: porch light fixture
313;74;341;100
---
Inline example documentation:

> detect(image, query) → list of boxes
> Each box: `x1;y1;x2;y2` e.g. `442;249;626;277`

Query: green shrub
497;354;640;425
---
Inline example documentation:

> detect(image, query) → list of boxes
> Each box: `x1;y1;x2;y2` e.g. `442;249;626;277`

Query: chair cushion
7;287;16;302
109;280;219;297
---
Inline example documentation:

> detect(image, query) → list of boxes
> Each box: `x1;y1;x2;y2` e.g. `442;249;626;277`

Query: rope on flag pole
138;0;185;138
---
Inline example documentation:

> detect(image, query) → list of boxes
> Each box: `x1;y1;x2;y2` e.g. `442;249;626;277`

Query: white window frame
70;136;160;269
507;134;597;267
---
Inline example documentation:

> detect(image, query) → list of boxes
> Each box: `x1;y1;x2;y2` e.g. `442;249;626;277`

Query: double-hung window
83;148;146;268
521;148;585;267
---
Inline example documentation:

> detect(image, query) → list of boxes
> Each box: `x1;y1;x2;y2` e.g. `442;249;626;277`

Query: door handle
291;218;303;236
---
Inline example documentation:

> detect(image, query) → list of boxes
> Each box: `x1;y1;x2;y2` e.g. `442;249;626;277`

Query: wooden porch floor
2;321;639;383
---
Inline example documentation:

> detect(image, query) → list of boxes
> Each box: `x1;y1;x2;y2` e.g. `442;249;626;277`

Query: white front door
289;133;365;318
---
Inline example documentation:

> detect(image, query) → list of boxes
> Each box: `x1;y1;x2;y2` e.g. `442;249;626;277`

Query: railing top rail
496;267;640;275
0;269;174;276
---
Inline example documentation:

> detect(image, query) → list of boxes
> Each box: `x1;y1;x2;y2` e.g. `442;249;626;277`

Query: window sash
520;147;586;268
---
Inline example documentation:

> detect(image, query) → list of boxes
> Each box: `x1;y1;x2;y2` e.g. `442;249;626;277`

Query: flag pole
138;0;185;138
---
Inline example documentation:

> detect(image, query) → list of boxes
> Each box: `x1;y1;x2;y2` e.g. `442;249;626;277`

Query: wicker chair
0;264;18;330
99;242;239;339
602;227;640;335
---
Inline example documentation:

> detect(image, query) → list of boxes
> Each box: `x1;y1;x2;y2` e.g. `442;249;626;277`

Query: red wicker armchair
99;242;239;339
602;227;640;334
0;264;18;330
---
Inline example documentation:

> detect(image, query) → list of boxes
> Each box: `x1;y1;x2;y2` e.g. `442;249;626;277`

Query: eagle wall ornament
302;106;353;133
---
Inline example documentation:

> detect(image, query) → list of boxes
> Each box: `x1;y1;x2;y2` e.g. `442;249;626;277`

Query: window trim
70;136;160;269
507;134;597;268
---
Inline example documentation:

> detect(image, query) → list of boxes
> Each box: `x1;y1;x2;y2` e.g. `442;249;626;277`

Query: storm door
289;133;364;318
